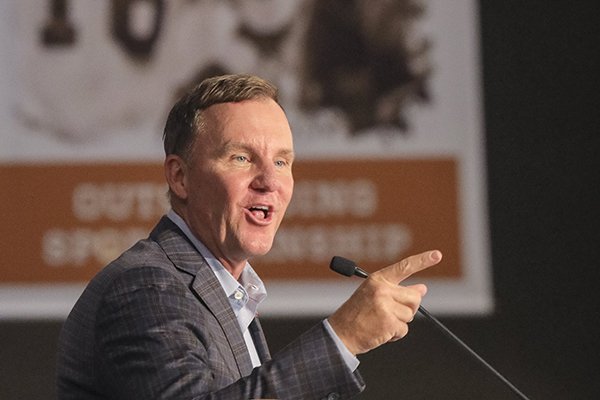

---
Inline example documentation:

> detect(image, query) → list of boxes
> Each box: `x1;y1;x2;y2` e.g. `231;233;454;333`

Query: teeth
249;206;269;219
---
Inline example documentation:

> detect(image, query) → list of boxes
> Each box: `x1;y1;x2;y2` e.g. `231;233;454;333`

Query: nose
250;162;281;192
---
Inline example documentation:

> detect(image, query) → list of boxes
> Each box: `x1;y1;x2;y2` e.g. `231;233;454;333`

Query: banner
0;0;491;318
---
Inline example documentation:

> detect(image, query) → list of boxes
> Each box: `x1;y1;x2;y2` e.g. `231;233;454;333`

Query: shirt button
325;393;340;400
233;290;244;300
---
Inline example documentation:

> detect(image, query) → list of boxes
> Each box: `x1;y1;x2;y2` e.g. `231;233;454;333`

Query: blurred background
1;1;598;399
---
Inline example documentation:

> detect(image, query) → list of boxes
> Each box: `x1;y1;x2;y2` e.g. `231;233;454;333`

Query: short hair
163;74;279;161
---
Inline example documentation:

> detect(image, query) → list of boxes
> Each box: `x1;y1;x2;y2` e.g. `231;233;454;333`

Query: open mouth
248;205;271;220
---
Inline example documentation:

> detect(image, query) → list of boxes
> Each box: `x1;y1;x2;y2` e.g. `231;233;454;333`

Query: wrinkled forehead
195;99;294;154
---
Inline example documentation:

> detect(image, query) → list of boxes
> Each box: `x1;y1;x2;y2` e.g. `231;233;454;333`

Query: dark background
1;2;598;399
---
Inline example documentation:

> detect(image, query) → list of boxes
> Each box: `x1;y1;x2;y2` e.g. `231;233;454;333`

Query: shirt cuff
322;319;360;372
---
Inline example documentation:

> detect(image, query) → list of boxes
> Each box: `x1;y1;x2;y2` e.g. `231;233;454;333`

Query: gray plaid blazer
56;216;364;399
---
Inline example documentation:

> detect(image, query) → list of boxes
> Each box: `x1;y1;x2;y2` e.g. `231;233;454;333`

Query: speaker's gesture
328;250;442;355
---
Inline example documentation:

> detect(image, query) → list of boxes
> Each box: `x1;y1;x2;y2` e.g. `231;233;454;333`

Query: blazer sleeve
95;266;365;400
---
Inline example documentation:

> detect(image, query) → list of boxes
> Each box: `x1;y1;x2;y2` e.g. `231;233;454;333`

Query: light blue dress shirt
167;210;358;371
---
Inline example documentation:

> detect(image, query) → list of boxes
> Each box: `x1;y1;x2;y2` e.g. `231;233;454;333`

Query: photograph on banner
0;0;491;318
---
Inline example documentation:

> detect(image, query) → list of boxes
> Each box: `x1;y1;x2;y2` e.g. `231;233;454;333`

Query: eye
274;156;293;168
233;155;250;163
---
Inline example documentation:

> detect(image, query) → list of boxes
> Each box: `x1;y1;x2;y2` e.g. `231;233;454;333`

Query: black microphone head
330;256;358;277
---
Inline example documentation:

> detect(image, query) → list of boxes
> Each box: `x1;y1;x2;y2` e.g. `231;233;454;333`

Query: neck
218;257;246;281
168;207;247;281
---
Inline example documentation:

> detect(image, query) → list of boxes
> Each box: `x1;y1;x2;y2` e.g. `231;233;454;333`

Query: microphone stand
330;256;531;400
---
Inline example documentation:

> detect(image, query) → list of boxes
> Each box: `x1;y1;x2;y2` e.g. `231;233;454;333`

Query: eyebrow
276;148;296;161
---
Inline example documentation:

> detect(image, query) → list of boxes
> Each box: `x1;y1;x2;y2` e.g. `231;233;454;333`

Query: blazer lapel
150;217;255;377
189;268;255;376
249;318;271;363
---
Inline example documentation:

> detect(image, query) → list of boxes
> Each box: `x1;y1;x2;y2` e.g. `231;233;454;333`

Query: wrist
327;316;359;356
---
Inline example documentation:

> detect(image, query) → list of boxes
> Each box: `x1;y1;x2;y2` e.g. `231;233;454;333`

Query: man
56;74;442;399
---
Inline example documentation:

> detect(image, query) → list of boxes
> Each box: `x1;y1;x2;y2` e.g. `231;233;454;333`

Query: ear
164;154;189;200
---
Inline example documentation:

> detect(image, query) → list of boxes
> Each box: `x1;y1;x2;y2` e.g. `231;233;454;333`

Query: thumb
376;250;442;285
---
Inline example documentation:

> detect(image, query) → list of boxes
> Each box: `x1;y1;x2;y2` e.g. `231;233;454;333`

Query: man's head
163;74;295;276
163;74;280;162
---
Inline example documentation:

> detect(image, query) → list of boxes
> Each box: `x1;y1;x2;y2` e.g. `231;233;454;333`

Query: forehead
201;98;294;151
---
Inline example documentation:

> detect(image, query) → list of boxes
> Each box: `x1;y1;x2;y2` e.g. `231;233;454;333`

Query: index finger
376;250;442;285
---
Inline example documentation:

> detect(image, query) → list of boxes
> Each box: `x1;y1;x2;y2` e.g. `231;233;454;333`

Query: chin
242;239;274;258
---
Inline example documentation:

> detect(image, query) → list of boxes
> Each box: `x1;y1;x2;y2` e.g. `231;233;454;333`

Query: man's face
183;98;294;270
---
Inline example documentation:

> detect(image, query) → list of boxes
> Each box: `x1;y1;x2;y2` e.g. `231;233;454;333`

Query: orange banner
1;159;460;283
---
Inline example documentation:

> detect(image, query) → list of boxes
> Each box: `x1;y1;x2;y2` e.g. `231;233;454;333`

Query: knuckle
398;259;410;274
401;307;415;323
401;324;409;337
393;323;409;341
367;277;390;296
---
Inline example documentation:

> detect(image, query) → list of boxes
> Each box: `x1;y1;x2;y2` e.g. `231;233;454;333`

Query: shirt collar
166;210;267;317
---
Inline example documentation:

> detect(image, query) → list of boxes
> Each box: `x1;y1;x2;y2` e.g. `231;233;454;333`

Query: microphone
330;256;531;400
330;256;369;278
